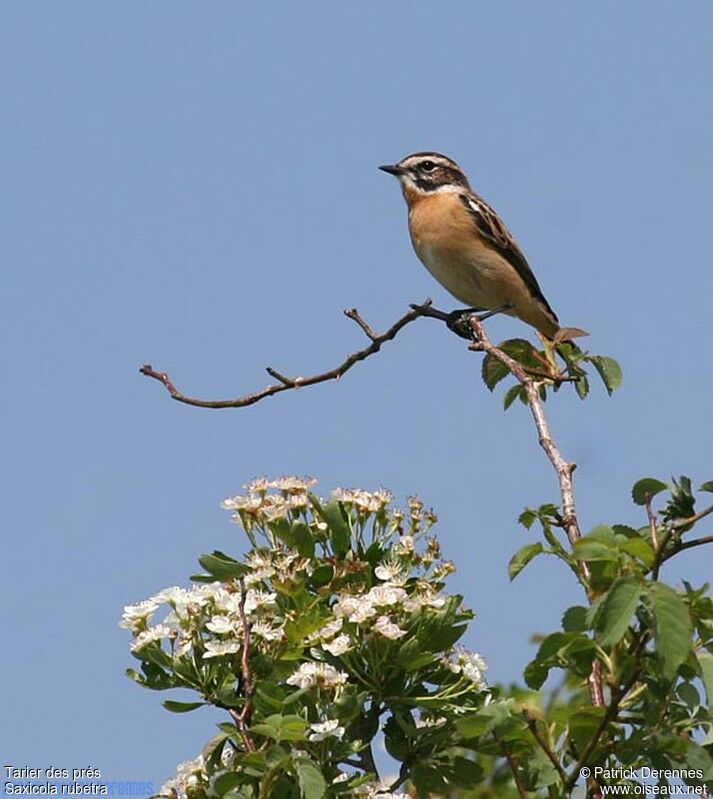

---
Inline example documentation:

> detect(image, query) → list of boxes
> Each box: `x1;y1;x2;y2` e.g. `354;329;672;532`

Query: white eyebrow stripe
397;154;459;170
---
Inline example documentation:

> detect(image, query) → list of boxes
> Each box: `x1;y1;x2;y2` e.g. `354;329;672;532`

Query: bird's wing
459;193;558;321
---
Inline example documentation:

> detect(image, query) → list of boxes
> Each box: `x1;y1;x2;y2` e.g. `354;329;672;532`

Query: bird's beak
379;164;405;177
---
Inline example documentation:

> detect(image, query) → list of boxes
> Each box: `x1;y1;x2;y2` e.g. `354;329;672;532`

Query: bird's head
379;152;470;201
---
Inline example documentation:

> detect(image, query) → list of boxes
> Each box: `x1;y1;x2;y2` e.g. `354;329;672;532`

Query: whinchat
380;152;582;340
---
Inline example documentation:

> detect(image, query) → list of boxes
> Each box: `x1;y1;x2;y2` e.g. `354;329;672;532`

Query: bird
379;152;584;341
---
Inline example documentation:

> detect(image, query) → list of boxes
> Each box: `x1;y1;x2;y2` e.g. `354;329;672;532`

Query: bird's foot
445;304;513;340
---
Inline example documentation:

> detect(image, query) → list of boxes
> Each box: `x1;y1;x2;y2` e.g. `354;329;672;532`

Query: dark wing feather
459;193;558;322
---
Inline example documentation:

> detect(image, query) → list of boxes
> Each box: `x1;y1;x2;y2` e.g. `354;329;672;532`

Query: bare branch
523;710;568;783
496;732;530;799
230;578;256;753
140;300;433;409
467;317;605;708
672;503;713;529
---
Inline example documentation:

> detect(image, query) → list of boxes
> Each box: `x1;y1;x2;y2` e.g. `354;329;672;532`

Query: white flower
309;617;343;642
323;634;352;656
267;476;317;492
203;640;241;659
373;616;406;640
131;624;174;652
394;535;414;554
333;594;377;623
244;589;277;612
331;488;392;512
158;755;205;799
119;599;158;630
286;661;348;690
367;584;407;607
308;718;345;741
211;590;244;614
403;590;447;613
252;621;284;641
374;564;404;582
205;615;238;634
447;647;488;690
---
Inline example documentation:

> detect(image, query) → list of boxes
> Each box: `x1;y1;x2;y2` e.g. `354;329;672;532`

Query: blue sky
2;0;712;788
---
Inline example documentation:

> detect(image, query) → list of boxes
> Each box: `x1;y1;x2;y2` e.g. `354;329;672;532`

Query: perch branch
140;300;433;409
467;317;605;708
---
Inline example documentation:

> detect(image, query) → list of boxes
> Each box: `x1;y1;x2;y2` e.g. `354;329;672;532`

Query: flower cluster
123;478;489;799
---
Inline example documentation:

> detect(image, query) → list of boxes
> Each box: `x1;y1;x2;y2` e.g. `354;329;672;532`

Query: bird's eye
420;160;437;172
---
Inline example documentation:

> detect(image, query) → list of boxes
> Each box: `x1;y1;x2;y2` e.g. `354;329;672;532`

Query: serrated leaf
589;355;623;395
294;757;326;799
650;582;693;679
595;578;641;645
518;508;537;530
562;606;589;632
632;478;668;506
482;353;510;391
508;542;544;580
162;700;206;713
503;384;525;410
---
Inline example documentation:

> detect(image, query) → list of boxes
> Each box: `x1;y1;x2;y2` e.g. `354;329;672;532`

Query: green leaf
212;773;243;797
595;578;641;646
697;652;713;705
631;477;668;506
617;537;655;567
650;582;693;678
447;757;484;788
294;757;326;799
198;551;248;580
291;522;315;558
572;539;620;562
574;373;589;400
319;500;351;557
518;508;537;530
508;542;544;580
503;384;526;410
568;706;607;750
699;481;713;493
562;605;589;632
589;355;623;395
162;700;205;713
524;659;550;690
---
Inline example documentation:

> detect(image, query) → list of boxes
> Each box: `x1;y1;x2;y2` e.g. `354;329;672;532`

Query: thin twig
496;732;530;799
523;711;568;783
140;300;433;409
672;504;713;529
230;578;256;753
467;317;604;709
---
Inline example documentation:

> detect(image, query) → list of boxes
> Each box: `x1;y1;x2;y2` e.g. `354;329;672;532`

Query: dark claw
444;304;514;340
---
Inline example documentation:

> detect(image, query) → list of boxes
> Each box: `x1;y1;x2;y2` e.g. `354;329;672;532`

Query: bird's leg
444;304;513;340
